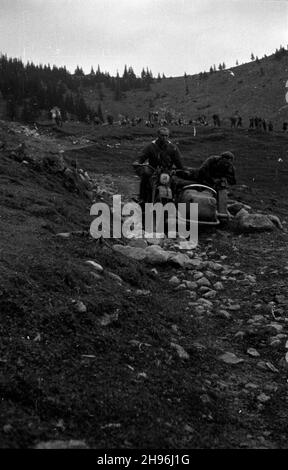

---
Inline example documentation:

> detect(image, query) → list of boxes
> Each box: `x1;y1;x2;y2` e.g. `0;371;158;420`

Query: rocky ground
1;120;288;449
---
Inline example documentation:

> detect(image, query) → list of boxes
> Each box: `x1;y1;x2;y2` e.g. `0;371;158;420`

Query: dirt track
1;121;288;449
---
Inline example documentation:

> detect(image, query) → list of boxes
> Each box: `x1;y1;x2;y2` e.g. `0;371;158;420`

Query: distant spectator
236;116;242;128
268;121;273;132
249;117;255;129
212;114;221;127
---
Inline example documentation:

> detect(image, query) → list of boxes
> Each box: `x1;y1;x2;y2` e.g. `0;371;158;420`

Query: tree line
0;54;163;122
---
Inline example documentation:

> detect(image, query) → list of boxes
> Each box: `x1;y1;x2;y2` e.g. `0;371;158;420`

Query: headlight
160;173;170;184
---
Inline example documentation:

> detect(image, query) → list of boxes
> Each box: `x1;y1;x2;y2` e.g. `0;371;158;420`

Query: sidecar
177;183;229;226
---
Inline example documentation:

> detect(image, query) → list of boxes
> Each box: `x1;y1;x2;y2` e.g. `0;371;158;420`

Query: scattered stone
146;246;175;265
197;277;211;287
203;290;217;299
137;372;148;379
214;282;224;291
113;244;147;261
178;240;197;250
171;342;190;360
190;341;206;351
197;298;213;308
252;314;266;322
105;271;123;284
73;300;87;313
194;306;205;314
128;238;148;248
245;383;259;390
184;424;194;433
200;394;211;404
231;269;242;276
207;262;223;272
247;348;260;357
169;252;195;268
3;424;13;433
99;312;119;326
266;323;283;334
193;272;204;280
218;309;232;320
150;268;158;276
145;237;163;246
275;295;286;304
85;260;104;272
188;291;197;301
205;270;217;280
219;352;244;364
187;258;203;268
135;289;151;296
169;276;181;286
56;232;71;238
184;280;198;290
175;283;187;291
227;304;241;311
198;286;211;294
269;338;282;348
265;361;279;373
234;331;246;339
257;361;268;371
257;393;271;403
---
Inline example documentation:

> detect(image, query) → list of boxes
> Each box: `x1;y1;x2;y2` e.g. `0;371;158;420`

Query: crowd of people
49;106;287;133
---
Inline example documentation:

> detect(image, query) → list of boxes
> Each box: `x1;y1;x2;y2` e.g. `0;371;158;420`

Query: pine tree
114;73;122;101
74;65;84;76
97;103;104;122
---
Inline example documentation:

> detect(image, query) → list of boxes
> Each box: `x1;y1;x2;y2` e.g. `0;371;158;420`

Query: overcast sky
1;0;287;77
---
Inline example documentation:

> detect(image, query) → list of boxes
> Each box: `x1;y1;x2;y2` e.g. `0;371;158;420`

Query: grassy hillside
82;51;288;127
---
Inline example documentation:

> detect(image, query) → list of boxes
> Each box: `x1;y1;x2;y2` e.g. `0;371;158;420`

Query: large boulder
235;209;275;233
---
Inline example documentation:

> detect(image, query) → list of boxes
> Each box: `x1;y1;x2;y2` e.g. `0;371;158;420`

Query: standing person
249;117;254;129
236;116;242;128
132;127;184;203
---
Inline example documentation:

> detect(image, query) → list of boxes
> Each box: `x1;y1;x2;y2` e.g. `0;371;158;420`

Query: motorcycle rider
196;151;236;189
132;127;184;203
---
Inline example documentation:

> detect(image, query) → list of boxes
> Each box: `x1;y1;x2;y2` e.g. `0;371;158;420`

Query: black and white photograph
1;0;288;453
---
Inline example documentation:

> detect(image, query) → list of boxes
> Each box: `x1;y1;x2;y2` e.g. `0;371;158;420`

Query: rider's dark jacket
135;139;184;170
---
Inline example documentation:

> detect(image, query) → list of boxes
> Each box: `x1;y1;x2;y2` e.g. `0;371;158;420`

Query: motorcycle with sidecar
133;163;230;229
